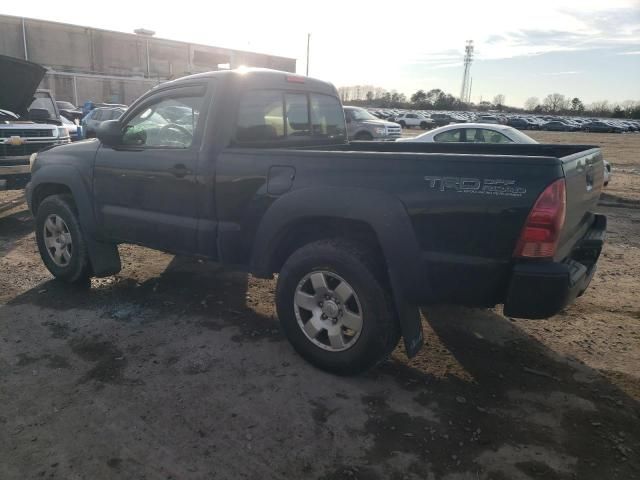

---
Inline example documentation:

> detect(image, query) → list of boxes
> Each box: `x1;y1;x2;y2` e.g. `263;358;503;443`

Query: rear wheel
276;239;400;375
398;121;406;128
35;195;91;283
420;122;428;130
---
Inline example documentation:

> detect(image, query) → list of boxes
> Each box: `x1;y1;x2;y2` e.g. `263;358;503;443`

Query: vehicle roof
155;68;338;96
432;123;514;131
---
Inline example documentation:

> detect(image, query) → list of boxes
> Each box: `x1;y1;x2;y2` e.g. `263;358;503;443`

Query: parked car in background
344;106;401;140
0;54;70;190
56;101;83;122
396;123;537;144
429;113;453;127
61;115;82;141
507;117;534;130
399;122;612;187
476;114;501;125
82;107;126;138
542;121;576;132
581;121;615;133
395;112;434;129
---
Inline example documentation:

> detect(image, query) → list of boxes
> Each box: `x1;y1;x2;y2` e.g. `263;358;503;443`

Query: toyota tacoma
26;69;606;374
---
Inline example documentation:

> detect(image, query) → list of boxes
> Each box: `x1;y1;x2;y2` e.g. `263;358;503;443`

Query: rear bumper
504;214;606;319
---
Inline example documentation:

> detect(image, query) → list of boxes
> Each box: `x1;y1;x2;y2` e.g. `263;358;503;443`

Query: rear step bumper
503;214;606;319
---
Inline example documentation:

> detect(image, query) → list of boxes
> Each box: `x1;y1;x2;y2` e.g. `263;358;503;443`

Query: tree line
338;85;640;119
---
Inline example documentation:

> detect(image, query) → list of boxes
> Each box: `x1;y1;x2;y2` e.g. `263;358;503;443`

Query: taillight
514;179;566;259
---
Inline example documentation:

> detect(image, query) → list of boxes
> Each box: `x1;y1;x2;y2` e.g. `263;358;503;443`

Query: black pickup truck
26;69;606;374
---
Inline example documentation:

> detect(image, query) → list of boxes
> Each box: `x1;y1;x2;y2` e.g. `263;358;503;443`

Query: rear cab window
235;89;346;145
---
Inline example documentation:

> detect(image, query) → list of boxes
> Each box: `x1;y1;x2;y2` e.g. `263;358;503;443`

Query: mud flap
390;273;424;358
86;239;121;277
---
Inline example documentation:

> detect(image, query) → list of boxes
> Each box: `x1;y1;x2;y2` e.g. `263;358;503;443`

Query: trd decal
424;176;527;197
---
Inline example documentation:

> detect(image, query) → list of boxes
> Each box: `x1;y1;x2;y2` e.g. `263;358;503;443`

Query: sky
2;0;639;107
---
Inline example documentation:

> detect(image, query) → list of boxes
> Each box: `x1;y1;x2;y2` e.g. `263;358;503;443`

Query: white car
394;113;434;129
398;123;612;186
396;123;536;144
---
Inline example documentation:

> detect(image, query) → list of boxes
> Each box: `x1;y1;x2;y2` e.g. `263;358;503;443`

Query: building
0;14;296;105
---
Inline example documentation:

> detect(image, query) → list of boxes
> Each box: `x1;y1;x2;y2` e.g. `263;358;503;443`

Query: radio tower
460;40;474;103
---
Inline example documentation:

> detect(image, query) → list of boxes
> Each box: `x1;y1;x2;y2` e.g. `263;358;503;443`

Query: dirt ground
1;132;639;479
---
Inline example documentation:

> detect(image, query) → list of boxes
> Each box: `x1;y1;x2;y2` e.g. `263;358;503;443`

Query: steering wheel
159;123;193;142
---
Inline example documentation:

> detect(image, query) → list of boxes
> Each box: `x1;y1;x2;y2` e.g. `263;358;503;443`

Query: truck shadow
8;255;281;343
359;306;640;479
0;207;35;247
5;256;640;479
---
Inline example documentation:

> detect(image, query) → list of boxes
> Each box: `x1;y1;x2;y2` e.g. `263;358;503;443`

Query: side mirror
97;120;123;146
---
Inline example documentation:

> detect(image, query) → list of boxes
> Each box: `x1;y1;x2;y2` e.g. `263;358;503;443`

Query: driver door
93;85;206;253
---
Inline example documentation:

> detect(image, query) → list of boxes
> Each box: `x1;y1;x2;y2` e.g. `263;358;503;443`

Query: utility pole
306;33;311;76
459;40;474;103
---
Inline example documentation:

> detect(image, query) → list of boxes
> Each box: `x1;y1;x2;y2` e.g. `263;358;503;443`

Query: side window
236;90;285;142
480;129;513;144
465;128;486;143
92;110;104;121
434;129;462;142
122;94;203;148
407;114;416;119
285;93;310;137
310;94;345;137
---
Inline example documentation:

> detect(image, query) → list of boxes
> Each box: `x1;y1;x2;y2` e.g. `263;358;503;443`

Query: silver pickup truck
344;106;401;141
1;55;70;189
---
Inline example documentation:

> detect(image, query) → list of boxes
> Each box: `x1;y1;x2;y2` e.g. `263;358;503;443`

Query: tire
354;132;373;141
276;239;400;375
420;122;428;130
398;121;406;128
35;194;92;284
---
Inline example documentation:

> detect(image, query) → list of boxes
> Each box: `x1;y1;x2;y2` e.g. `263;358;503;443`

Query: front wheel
35;194;92;283
276;240;400;375
354;132;373;141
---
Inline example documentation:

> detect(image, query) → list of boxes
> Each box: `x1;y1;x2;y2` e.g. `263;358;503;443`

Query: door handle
168;164;191;178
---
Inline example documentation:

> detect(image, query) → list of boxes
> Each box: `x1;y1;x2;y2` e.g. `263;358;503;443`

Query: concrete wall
0;14;296;105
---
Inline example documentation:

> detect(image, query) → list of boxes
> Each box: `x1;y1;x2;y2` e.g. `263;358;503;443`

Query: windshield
348;108;377;121
29;92;57;118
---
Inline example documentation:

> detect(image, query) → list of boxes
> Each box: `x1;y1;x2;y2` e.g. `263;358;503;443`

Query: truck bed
220;142;603;307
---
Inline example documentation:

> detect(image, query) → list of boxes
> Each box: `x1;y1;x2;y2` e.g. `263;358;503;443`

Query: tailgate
556;147;604;260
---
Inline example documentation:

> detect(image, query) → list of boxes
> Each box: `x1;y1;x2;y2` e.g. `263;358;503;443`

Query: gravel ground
1;132;639;479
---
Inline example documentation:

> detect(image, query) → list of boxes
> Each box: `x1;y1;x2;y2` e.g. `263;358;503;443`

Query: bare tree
543;93;566;113
589;100;610;116
524;97;539;111
493;94;505;107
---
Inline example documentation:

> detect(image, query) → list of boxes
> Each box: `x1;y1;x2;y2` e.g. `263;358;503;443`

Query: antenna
460;40;474;103
306;33;311;76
